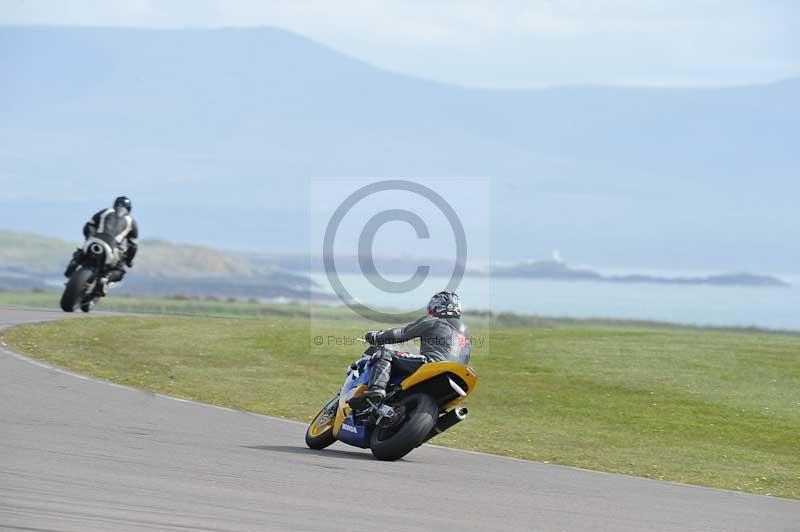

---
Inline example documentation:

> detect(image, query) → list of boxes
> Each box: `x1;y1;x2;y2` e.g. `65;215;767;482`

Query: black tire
370;393;438;461
305;397;338;450
60;269;93;313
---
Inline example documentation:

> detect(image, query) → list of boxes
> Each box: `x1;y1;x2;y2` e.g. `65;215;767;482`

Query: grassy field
0;290;315;319
3;311;799;499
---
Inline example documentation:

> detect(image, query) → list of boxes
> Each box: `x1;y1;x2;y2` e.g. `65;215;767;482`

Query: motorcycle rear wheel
370;393;438;461
60;269;93;313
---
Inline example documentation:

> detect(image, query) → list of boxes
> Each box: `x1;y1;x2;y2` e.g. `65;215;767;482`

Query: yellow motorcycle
305;344;477;461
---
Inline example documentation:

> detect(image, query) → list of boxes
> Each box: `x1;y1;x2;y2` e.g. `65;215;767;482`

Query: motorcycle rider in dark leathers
359;291;471;404
64;196;138;295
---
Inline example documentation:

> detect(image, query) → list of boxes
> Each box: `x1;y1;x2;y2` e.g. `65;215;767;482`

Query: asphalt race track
1;307;797;532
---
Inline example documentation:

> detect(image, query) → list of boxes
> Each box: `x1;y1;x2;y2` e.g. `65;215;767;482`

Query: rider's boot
98;268;125;297
97;276;109;297
64;249;83;278
348;350;391;411
64;261;77;278
360;388;386;403
348;389;385;412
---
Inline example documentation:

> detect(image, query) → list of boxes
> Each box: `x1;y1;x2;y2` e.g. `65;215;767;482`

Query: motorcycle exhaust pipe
423;407;468;443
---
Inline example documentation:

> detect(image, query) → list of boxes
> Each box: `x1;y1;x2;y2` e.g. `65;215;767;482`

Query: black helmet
113;196;132;213
427;291;461;318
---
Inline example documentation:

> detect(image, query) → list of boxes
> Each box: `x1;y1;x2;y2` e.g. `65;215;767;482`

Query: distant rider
64;196;138;295
359;291;471;403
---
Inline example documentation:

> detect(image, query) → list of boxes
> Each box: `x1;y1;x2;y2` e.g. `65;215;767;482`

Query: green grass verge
0;290;314;319
3;314;799;498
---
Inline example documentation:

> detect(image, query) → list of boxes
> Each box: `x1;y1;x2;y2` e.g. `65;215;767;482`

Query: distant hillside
0;230;73;274
134;238;260;278
0;229;315;299
490;259;789;287
1;230;268;277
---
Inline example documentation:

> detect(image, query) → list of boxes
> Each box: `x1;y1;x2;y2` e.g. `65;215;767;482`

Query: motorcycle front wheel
305;396;338;450
60;269;93;312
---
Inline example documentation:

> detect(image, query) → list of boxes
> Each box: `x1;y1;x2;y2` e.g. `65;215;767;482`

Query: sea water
309;271;800;331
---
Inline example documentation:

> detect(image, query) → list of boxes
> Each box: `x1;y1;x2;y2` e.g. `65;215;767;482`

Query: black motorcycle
60;233;122;313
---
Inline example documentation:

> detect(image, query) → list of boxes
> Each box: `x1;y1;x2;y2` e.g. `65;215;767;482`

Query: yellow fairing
400;361;478;410
332;384;367;438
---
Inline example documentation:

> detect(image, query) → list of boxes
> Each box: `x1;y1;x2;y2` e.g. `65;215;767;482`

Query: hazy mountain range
1;26;798;272
488;259;788;287
2;228;783;301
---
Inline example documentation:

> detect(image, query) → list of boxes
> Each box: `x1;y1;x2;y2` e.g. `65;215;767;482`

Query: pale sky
2;0;798;87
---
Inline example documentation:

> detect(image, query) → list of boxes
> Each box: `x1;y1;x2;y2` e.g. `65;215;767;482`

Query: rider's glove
365;331;380;345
